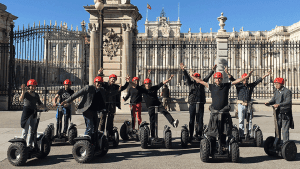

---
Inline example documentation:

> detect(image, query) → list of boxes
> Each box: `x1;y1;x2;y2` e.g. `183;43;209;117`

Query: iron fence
10;24;88;110
0;43;10;96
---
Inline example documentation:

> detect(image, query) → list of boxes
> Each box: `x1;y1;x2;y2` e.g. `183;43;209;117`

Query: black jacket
183;70;214;104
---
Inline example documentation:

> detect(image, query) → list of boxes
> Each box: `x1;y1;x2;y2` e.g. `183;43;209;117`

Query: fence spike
44;20;46;26
18;25;19;31
33;22;35;27
60;21;62;27
55;20;57;26
50;20;52;26
71;24;73;30
76;26;78;31
39;20;40;27
23;24;24;30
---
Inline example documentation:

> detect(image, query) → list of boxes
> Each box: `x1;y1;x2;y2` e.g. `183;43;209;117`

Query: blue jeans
83;109;98;137
238;103;253;135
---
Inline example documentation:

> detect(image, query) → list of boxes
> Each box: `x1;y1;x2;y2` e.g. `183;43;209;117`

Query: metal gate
9;23;89;110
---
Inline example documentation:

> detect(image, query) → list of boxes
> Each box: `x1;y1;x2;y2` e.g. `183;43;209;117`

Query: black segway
72;109;109;163
264;106;297;161
200;105;239;163
102;102;119;148
139;106;172;149
7;108;51;166
120;102;139;141
181;102;204;147
232;102;263;147
45;103;77;145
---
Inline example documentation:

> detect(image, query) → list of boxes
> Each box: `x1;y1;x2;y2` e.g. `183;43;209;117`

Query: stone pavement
0;109;300;169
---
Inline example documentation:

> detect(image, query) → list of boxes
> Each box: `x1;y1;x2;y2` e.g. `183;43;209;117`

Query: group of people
19;63;294;148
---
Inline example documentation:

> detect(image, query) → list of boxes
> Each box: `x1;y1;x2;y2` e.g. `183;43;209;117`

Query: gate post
216;12;230;82
8;23;14;110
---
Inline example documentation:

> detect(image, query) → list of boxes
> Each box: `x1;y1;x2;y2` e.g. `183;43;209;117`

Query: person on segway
61;76;122;138
97;68;130;141
53;79;74;137
191;70;252;162
225;67;271;138
180;63;216;142
19;79;48;148
130;75;179;138
265;77;294;143
123;77;143;130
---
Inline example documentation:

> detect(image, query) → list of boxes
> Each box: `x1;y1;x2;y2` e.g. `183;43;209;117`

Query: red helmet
94;76;103;83
63;79;71;85
27;79;37;86
241;73;248;79
193;73;200;78
132;77;139;81
274;77;284;85
109;74;117;80
213;72;223;79
144;78;151;84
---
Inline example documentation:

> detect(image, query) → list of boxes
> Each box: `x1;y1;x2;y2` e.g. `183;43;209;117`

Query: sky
2;0;300;34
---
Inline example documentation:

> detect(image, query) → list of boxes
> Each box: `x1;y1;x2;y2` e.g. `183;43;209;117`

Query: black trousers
206;112;233;145
148;105;174;137
56;107;71;135
189;103;204;138
99;103;116;136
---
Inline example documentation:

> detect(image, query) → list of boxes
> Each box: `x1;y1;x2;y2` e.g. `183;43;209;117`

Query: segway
7;108;51;166
232;102;263;147
120;102;139;141
200;105;239;163
264;106;297;161
72;109;109;163
181;102;204;147
139;106;172;149
45;103;77;145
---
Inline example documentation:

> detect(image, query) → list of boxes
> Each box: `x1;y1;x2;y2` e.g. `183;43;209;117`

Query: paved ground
0;109;300;169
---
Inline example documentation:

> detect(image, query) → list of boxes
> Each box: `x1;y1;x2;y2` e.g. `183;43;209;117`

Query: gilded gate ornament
103;28;120;60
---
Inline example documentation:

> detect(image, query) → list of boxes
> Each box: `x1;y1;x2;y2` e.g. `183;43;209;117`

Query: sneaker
173;119;179;128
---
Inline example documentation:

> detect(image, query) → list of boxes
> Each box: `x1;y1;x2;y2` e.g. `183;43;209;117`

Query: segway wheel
44;126;53;144
98;135;109;157
200;138;210;162
231;142;239;163
140;127;148;149
68;128;77;145
282;141;297;161
112;130;119;147
165;131;172;149
37;138;51;159
255;130;263;147
120;123;129;140
180;129;188;148
232;127;239;142
7;142;28;166
72;140;94;163
264;136;276;156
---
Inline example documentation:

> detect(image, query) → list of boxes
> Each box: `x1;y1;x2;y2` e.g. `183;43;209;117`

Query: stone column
89;24;96;85
216;13;230;82
122;23;131;83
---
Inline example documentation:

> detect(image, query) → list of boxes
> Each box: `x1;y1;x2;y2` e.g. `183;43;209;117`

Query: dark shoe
173;119;179;128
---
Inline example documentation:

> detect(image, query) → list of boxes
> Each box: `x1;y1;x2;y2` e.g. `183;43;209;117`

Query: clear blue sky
2;0;300;33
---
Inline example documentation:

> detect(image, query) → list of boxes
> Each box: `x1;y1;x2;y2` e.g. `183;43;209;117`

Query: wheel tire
98;135;109;157
120;123;129;140
255;130;263;147
140;127;148;149
165;131;172;149
200;139;210;162
232;127;239;142
68;128;77;145
231;142;240;163
44;126;53;145
264;136;276;156
37;138;51;159
282;141;297;161
112;131;119;147
7;142;28;166
181;129;188;148
72;140;94;163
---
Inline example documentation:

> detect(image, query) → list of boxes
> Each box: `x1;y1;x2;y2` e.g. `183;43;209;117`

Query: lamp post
95;0;104;76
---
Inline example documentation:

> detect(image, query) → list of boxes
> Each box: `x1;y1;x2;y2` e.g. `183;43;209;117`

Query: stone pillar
89;24;97;85
216;13;230;82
